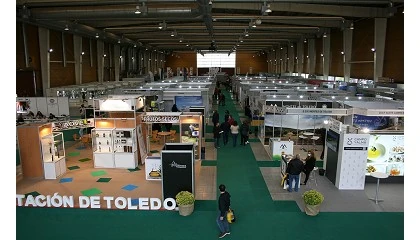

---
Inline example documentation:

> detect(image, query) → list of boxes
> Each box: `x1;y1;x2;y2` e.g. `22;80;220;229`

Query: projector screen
197;52;236;68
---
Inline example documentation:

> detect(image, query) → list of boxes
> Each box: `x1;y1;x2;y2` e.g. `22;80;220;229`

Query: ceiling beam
213;2;395;18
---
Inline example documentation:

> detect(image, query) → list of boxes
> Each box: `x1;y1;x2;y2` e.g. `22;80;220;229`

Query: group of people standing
285;150;317;192
212;110;251;148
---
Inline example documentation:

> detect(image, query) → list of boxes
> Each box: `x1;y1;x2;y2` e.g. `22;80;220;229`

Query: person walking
224;110;230;123
221;120;230;146
240;120;250;145
230;121;239;147
216;184;231;238
286;154;304;192
212;110;220;126
301;150;316;185
213;123;222;149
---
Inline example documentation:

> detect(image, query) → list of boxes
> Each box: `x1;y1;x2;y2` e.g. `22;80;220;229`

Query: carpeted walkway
16;89;404;240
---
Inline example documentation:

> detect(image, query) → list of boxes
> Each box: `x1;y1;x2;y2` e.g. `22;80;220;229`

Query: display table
158;131;171;143
369;172;389;204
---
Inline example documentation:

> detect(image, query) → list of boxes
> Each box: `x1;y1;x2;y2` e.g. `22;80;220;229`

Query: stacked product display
41;132;66;179
92;128;138;169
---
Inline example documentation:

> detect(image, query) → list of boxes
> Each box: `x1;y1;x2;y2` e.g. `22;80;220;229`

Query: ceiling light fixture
170;30;177;37
48;48;53;53
209;0;213;5
64;25;69;31
95;33;99;38
323;32;327;38
81;52;85;55
158;21;167;30
371;48;376;52
262;2;272;14
134;5;141;14
244;30;249;37
350;22;354;30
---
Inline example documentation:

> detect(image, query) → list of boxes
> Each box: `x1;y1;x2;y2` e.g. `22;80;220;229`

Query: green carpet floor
16;88;404;240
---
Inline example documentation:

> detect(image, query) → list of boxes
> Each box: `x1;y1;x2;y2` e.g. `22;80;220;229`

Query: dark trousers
240;134;248;145
303;169;313;184
222;131;229;145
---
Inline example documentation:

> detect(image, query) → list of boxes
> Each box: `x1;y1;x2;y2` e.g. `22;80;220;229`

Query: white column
374;18;387;82
288;43;295;73
297;40;304;75
114;45;120;81
343;28;353;82
308;39;316;74
73;35;82;85
38;27;50;97
96;40;104;82
323;34;331;80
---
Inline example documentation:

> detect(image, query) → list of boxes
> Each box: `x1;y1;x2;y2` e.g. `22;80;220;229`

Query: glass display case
92;128;114;153
41;132;66;179
113;128;138;169
113;129;137;153
92;128;115;168
41;132;65;163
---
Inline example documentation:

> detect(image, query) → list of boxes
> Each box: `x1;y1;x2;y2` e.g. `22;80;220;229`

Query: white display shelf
41;132;66;179
92;128;114;153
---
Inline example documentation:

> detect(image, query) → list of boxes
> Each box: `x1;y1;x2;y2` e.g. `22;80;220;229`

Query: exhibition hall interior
15;1;405;239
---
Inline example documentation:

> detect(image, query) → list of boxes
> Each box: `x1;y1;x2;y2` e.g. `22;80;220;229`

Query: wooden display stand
16;123;66;179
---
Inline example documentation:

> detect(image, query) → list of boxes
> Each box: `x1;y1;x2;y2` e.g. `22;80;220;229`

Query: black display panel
326;130;340;152
161;151;194;201
326;147;339;185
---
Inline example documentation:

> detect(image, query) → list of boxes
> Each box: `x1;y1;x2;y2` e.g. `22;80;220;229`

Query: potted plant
175;191;195;216
302;189;324;216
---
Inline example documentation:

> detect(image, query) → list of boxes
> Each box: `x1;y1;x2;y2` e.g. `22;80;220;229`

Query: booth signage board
337;134;369;190
99;99;134;111
286;108;348;115
161;150;194;200
52;118;94;131
141;115;180;123
365;109;404;116
366;134;404;176
175;96;203;112
271;140;294;161
328;118;342;133
353;114;389;130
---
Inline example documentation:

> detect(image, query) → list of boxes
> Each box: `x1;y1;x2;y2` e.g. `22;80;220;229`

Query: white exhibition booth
16;97;70;117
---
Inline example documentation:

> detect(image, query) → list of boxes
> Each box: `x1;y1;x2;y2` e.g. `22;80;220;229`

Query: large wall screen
196;52;236;68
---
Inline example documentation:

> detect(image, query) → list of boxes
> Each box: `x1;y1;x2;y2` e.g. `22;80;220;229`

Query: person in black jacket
220;120;231;145
216;184;231;238
301;150;316;185
212;110;220;126
240;120;250;145
213;123;222;148
286;154;304;192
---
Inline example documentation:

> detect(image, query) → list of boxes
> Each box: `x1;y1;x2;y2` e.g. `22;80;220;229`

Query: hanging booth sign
328;117;342;133
365;109;404;116
285;108;348;115
141;115;180;123
52;118;94;131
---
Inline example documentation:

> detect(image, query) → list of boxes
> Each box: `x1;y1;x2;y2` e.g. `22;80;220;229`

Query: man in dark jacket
240;120;250;145
301;150;316;185
213;123;222;148
212;110;219;126
286;154;304;192
220;120;231;145
217;184;231;238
